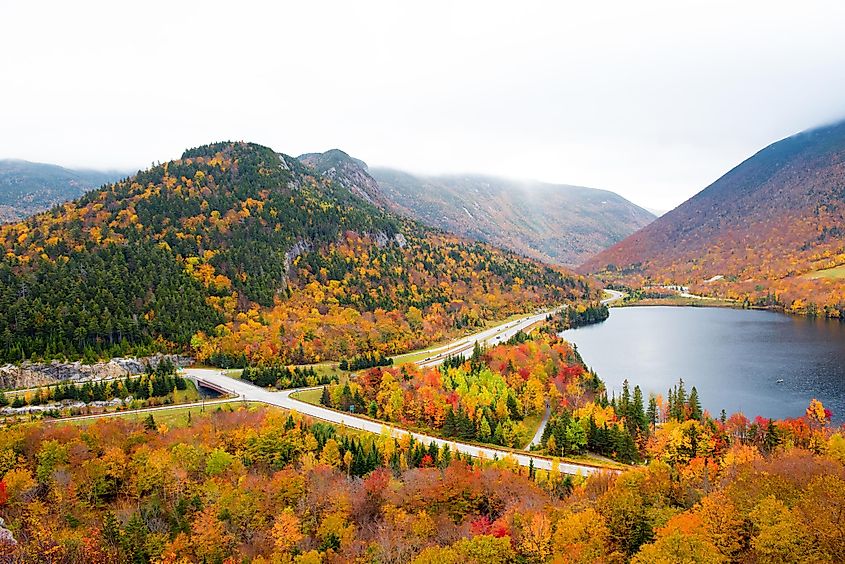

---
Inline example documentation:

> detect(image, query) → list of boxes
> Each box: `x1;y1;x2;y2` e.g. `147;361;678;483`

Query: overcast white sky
2;1;845;211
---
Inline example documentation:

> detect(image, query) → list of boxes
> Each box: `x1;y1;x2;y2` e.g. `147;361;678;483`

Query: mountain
370;169;655;266
581;119;845;316
294;150;654;266
297;149;388;208
0;142;596;364
0;159;123;222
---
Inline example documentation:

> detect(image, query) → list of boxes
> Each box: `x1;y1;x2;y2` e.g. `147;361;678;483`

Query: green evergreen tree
688;386;702;421
667;387;675;421
620;379;631;420
631;385;646;433
143;413;156;431
506;393;520;419
675;378;687;420
646;394;658;431
440;443;452;469
102;511;121;546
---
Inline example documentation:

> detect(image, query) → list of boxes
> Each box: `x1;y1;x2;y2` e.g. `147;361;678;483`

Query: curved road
187;367;611;476
601;288;627;305
38;305;621;476
186;298;627;475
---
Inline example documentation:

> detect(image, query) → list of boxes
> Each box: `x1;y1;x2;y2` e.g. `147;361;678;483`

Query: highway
38;302;623;476
415;308;560;367
180;302;628;477
187;367;612;476
601;288;627;305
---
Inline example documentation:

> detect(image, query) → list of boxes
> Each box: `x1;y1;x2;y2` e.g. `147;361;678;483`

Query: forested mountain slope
371;168;655;266
0;159;122;222
0;142;595;364
581;120;845;316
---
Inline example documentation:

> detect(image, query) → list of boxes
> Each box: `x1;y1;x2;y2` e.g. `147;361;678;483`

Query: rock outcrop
0;354;191;390
297;149;387;207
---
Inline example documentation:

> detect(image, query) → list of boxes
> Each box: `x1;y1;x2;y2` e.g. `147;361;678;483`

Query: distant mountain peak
0;159;123;223
580;119;845;316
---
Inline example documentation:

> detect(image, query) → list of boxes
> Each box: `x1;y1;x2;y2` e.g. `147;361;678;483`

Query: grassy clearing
520;411;545;449
392;348;443;365
173;379;202;403
802;265;845;280
482;311;531;328
621;295;736;308
290;388;323;406
64;400;256;428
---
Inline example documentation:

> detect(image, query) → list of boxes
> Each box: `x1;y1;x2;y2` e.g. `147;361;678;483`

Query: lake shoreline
561;306;845;423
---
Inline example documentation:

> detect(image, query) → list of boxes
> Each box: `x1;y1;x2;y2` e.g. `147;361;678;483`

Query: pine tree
440;444;452;468
320;386;331;407
443;407;457;437
675;378;687;420
632;385;646;433
427;441;439;466
667;387;675;421
102;511;121;546
646;394;658;431
620;379;631;420
506;393;520;419
688;386;702;421
143;413;156;431
471;340;482;361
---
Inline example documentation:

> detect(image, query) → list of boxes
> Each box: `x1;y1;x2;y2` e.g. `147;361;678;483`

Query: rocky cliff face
0;517;15;548
297;149;387;207
0;354;191;390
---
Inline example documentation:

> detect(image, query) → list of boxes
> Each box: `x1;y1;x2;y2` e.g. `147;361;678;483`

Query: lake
560;306;845;422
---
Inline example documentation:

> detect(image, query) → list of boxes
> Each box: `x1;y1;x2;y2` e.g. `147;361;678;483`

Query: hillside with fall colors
371;168;655;267
581;120;845;316
0;142;595;364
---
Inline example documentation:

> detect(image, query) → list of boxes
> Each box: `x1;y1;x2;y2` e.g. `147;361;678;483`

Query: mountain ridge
370;167;655;266
0;141;595;364
0;158;124;222
581;119;845;316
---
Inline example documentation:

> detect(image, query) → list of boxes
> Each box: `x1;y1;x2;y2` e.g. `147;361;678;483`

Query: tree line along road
45;303;624;476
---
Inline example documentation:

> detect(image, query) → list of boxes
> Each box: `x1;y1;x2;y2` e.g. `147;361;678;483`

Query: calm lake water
560;306;845;422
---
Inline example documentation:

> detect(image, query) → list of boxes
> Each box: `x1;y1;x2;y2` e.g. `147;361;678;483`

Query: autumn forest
0;136;844;564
